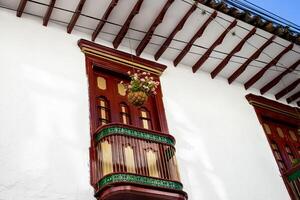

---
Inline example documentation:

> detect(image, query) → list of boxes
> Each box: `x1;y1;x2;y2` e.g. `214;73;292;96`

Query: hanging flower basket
128;91;148;107
120;70;160;107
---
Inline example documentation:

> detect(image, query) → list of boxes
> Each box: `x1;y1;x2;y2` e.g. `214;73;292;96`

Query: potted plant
120;70;160;107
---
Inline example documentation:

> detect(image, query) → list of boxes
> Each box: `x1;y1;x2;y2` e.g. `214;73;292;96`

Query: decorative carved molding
78;39;167;76
94;124;176;145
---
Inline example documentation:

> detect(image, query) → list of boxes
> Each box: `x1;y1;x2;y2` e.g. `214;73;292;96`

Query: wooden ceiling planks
67;0;87;34
244;43;294;90
113;0;144;49
260;60;300;95
16;0;28;17
210;27;256;79
275;79;300;100
286;91;300;104
192;19;237;73
135;0;175;56
227;35;275;84
154;1;199;61
92;0;119;41
43;0;56;26
173;11;217;67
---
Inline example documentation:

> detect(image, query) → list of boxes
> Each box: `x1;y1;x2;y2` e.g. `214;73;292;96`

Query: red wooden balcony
283;163;300;200
90;123;187;200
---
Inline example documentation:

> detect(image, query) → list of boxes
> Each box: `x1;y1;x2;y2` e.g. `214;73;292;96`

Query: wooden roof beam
287;91;300;104
17;0;28;17
154;2;199;61
228;35;275;84
260;60;300;94
113;0;144;48
275;78;300;100
43;0;56;26
173;11;217;66
244;43;293;90
192;20;237;73
211;28;256;79
67;0;86;34
92;0;119;41
136;0;175;56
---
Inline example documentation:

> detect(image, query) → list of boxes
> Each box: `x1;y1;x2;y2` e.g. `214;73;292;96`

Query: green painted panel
95;126;175;146
288;169;300;181
98;173;183;191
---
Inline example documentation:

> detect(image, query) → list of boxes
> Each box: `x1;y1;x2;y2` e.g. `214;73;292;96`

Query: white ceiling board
130;0;167;32
154;0;191;38
80;0;110;18
25;1;48;17
50;8;73;25
267;73;300;95
55;0;79;11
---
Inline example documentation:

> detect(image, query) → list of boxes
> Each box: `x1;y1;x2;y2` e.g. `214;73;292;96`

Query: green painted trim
288;169;300;181
98;173;183;191
95;126;175;146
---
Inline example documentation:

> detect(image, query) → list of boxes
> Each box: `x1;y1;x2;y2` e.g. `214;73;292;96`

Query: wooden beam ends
43;0;56;26
260;60;300;94
67;0;87;34
92;0;119;41
154;3;198;61
275;79;300;100
113;0;144;48
192;20;237;73
17;0;28;17
244;43;293;90
228;35;275;84
287;91;300;104
136;0;175;56
173;11;217;67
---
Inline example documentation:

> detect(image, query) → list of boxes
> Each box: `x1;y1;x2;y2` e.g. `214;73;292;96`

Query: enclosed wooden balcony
90;123;187;200
283;163;300;200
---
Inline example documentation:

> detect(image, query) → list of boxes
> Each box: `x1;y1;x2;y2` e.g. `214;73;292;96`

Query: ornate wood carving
136;0;175;56
275;79;300;100
16;0;28;17
244;43;293;90
173;11;217;67
210;27;256;78
154;2;199;61
92;0;119;41
43;0;56;26
260;60;300;94
228;35;275;84
287;91;300;104
67;0;86;34
192;20;237;73
113;0;144;48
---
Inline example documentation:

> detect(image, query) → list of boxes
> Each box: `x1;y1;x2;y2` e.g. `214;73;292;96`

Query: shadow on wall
0;63;92;199
164;97;229;200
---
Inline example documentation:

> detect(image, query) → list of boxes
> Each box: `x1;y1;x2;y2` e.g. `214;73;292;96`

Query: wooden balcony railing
90;123;187;199
283;163;300;200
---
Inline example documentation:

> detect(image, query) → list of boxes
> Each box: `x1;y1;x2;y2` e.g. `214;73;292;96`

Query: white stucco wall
0;8;291;200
